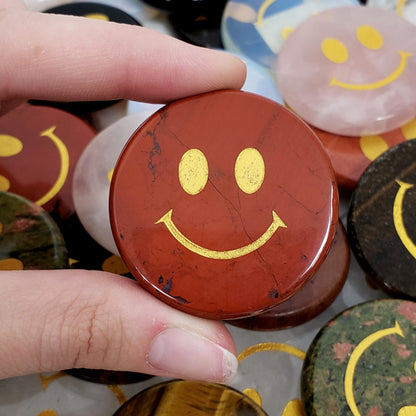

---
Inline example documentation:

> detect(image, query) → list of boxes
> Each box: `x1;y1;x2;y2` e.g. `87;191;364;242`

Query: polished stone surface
24;0;161;29
126;100;164;117
229;220;350;330
0;8;397;416
221;0;359;70
302;299;416;416
113;380;268;416
0;191;68;270
348;140;416;299
140;0;227;15
276;6;416;136
169;9;224;48
45;2;141;24
110;90;338;319
73;112;157;254
311;118;416;189
0;103;96;219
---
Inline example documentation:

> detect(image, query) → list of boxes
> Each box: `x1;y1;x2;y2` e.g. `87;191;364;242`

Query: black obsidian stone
348;140;416;300
141;0;226;16
169;9;224;48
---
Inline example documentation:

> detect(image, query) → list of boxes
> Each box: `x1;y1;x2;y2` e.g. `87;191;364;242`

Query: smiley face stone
302;299;416;416
276;6;416;136
221;0;359;70
110;90;338;319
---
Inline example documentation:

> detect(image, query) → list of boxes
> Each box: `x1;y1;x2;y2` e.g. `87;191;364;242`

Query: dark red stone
228;220;350;329
110;90;338;319
311;123;415;190
0;104;96;219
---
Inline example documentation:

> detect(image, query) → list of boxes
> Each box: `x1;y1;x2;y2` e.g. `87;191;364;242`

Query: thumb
0;270;238;383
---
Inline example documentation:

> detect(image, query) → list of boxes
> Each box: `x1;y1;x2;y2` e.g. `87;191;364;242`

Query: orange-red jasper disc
110;90;338;319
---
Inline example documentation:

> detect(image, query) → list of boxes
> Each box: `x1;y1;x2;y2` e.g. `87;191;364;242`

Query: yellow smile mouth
330;50;412;91
156;209;287;260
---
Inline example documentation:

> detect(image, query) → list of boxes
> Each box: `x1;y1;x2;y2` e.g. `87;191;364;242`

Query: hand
0;1;246;382
0;1;245;114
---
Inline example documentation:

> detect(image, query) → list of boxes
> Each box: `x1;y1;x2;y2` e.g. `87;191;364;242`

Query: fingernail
147;328;238;383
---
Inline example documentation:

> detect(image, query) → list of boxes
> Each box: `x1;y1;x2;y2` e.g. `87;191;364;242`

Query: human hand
0;1;245;114
0;1;246;383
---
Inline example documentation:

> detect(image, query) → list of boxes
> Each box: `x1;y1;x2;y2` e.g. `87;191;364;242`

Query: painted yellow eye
356;25;383;50
321;38;348;64
235;148;265;194
0;134;23;157
178;148;208;195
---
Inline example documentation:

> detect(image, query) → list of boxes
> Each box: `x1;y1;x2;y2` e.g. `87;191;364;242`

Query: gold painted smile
330;50;412;91
156;209;287;260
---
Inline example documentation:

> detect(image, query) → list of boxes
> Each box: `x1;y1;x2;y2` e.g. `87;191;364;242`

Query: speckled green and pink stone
302;299;416;416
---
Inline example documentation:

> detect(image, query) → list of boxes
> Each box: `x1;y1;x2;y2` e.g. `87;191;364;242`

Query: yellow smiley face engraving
322;25;412;90
344;321;405;416
156;148;287;260
0;127;70;207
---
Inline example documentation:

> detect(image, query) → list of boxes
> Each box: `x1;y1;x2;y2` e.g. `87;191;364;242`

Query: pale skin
0;1;246;382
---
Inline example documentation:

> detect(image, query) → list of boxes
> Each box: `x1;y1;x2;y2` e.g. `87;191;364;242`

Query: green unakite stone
302;299;416;416
0;191;68;269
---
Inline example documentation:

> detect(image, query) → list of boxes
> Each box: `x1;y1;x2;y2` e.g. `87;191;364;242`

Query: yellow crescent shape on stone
344;321;404;416
35;127;70;207
330;51;412;91
156;210;286;260
238;342;306;362
242;388;263;406
255;0;277;26
393;180;416;259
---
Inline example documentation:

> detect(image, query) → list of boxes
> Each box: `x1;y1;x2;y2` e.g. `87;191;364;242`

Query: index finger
0;8;246;104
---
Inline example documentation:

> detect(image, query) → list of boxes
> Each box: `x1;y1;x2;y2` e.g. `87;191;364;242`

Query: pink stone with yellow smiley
276;6;416;136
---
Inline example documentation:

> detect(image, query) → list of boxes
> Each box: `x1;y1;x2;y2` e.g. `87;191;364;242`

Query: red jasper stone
0;104;96;220
228;220;350;329
110;90;338;319
310;121;415;190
